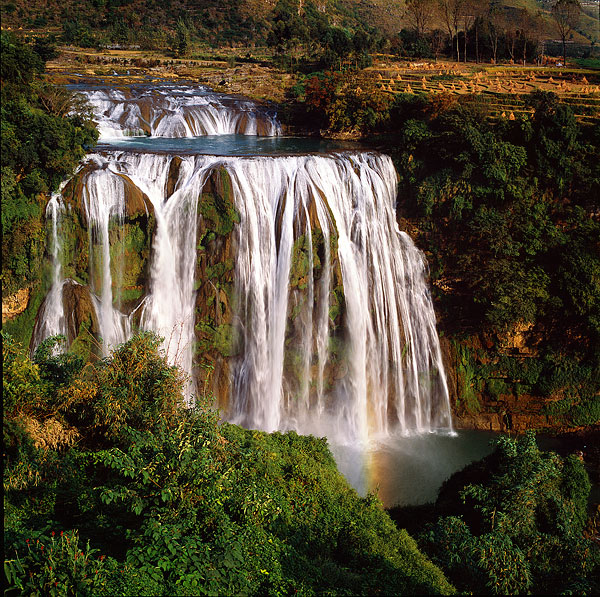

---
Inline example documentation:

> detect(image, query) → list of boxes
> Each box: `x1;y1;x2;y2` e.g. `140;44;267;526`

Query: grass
575;57;600;70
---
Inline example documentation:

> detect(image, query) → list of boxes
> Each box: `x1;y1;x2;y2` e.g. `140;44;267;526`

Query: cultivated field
46;46;600;122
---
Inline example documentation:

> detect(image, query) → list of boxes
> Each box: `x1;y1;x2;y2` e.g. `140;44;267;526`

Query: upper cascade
78;85;282;140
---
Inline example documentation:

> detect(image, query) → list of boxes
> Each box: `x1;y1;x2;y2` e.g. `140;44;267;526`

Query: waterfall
31;194;68;353
33;149;453;439
223;153;452;440
81;164;131;355
33;84;453;456
78;86;282;140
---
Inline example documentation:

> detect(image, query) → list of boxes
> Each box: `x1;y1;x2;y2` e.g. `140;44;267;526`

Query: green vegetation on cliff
3;332;455;596
287;81;599;426
1;31;97;323
379;90;599;427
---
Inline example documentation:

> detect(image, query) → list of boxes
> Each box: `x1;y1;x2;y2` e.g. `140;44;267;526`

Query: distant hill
0;0;597;48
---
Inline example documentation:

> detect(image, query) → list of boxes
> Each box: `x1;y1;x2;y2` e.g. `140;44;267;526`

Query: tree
485;2;504;64
517;8;542;64
461;0;479;62
267;0;309;70
420;433;598;595
325;27;353;70
438;0;464;62
551;0;582;66
1;32;97;298
431;29;447;62
175;18;190;57
406;0;436;39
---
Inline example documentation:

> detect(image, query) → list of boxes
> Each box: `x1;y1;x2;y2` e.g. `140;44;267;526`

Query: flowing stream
78;86;282;139
33;85;456;501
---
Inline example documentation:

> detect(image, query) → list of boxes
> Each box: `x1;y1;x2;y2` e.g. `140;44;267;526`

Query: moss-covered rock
194;166;240;407
58;206;89;286
199;167;239;237
61;165;155;314
108;217;154;313
61;280;100;342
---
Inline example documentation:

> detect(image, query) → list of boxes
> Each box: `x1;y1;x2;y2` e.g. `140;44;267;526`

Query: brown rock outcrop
2;288;30;323
61;279;100;345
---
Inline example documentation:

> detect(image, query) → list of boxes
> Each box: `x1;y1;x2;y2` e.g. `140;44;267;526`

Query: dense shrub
3;334;455;596
384;91;600;414
418;433;599;595
1;31;97;298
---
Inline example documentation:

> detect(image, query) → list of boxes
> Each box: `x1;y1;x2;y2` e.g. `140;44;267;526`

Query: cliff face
21;150;597;435
438;319;599;434
193;166;238;409
61;164;156;315
191;164;348;413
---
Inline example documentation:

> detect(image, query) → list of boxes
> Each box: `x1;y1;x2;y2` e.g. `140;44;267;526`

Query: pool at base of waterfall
332;429;600;509
332;429;497;508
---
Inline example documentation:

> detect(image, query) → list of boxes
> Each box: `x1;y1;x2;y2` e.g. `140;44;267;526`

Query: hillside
1;0;597;47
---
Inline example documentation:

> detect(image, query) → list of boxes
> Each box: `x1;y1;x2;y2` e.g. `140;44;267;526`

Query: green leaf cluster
1;31;98;297
418;433;599;595
4;333;455;596
391;92;599;340
267;0;382;72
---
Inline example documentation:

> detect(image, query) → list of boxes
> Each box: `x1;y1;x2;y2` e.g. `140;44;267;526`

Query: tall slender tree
486;1;503;64
551;0;582;66
517;9;542;64
461;0;479;62
438;0;464;62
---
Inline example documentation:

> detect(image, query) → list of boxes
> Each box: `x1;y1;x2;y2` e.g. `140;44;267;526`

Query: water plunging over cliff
78;86;282;140
32;86;453;496
33;149;452;440
32;194;68;349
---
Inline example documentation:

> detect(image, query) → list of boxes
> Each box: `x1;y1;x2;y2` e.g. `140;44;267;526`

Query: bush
3;335;456;595
418;433;599;594
1;31;97;297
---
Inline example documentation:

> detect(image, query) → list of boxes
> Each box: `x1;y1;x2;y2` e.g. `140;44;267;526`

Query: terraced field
362;60;600;122
45;46;600;123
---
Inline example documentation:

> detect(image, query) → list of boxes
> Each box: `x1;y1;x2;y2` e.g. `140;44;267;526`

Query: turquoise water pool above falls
98;134;356;155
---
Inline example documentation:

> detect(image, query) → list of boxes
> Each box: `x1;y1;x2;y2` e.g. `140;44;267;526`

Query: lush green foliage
0;0;384;56
3;333;455;596
417;433;599;595
267;0;383;72
391;92;597;332
380;91;600;420
1;31;97;297
289;70;394;132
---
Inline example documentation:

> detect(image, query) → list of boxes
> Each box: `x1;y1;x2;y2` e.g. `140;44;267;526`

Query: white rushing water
78;86;282;140
223;153;453;440
31;193;68;353
30;85;457;502
34;149;452;441
81;161;132;355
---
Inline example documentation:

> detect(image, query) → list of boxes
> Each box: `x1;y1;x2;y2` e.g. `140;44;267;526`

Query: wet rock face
107;189;155;315
166;156;183;199
61;279;100;345
194;166;238;408
61;161;155;222
191;165;350;413
60;162;156;314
